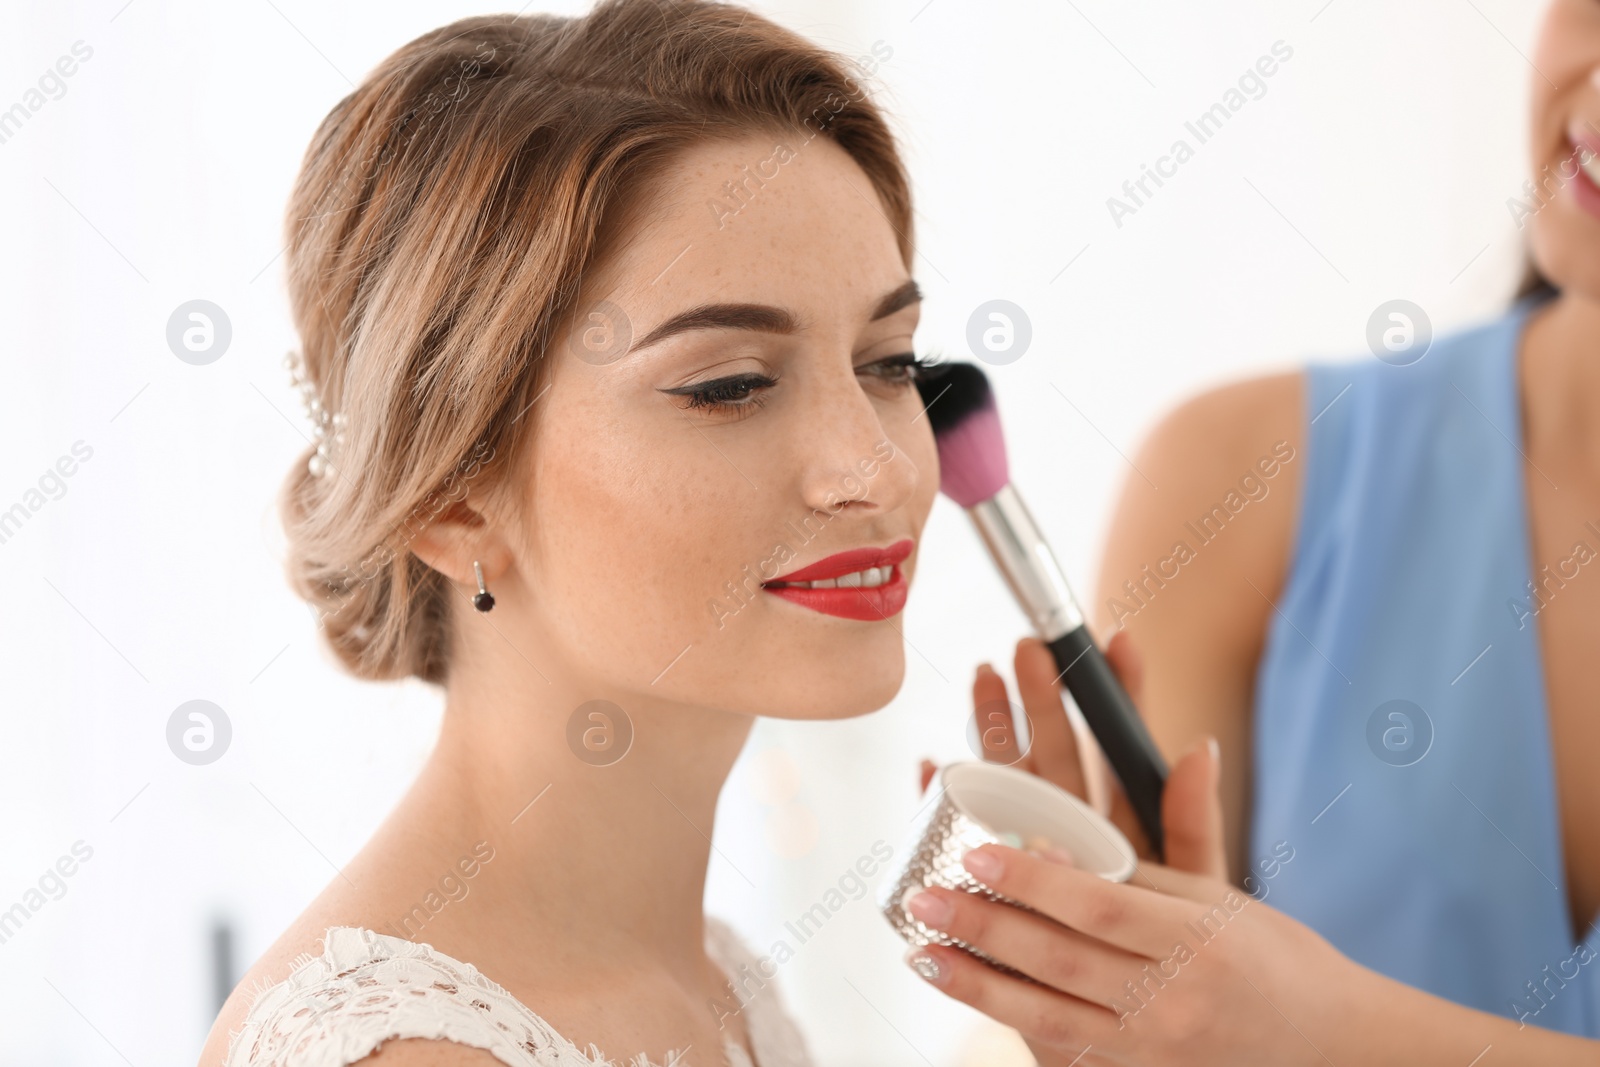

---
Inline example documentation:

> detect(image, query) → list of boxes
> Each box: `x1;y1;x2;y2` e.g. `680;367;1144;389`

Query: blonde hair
277;0;913;685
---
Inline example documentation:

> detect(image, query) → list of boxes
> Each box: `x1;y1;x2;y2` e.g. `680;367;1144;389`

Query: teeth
772;565;893;590
1581;145;1600;186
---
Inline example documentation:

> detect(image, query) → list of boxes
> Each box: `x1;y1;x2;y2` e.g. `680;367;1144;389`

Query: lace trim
701;917;814;1067
221;917;812;1067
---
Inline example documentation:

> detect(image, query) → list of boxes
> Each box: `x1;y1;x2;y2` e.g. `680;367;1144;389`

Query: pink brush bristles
935;402;1009;507
916;361;1010;507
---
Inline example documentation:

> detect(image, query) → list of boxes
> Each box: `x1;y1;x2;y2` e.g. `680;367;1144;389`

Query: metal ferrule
968;485;1084;640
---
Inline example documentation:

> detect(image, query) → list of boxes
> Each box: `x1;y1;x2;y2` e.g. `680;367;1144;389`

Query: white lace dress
221;916;813;1067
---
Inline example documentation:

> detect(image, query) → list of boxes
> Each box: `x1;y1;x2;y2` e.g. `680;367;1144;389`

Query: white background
0;0;1545;1063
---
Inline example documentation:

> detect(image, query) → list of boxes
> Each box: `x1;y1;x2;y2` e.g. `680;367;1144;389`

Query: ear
410;496;515;590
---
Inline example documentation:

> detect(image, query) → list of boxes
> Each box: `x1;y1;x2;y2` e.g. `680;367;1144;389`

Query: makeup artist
902;0;1600;1060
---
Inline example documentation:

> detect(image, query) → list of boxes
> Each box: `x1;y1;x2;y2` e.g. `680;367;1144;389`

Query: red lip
764;538;915;583
760;537;915;621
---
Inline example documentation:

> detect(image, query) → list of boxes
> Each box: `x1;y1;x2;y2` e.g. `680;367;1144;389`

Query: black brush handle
1048;623;1167;859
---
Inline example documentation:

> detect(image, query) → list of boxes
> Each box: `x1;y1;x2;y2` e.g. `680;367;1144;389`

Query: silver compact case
877;760;1138;979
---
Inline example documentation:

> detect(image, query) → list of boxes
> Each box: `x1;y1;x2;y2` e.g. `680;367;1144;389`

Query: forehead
582;132;907;324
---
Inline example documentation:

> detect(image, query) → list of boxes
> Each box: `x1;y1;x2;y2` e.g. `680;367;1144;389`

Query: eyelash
667;353;937;418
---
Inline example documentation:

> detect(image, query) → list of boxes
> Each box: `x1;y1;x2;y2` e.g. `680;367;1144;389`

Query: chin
1531;229;1600;301
1528;188;1600;299
758;643;908;721
1529;244;1593;302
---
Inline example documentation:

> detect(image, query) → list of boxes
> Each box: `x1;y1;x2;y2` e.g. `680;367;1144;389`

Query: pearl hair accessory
283;348;347;478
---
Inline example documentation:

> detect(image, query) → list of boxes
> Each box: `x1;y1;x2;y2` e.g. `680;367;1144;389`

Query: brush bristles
914;361;1010;508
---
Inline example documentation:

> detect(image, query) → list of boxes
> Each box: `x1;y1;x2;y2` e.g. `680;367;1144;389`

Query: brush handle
1047;624;1168;859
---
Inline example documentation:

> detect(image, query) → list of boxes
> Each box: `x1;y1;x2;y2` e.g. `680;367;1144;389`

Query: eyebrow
629;278;922;355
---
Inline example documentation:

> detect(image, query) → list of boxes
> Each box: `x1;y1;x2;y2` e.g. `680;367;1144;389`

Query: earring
472;560;495;612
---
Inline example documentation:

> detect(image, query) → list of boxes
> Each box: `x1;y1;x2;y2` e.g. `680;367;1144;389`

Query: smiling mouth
1564;118;1600;186
763;565;897;589
759;538;915;620
1579;141;1600;188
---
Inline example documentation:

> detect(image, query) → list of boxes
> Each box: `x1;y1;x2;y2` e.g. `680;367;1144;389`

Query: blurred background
0;0;1544;1063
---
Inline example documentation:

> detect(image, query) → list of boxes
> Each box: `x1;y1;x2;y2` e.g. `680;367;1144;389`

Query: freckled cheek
534;431;749;631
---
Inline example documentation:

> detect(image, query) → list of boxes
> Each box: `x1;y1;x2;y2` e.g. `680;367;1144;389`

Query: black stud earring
472;560;495;612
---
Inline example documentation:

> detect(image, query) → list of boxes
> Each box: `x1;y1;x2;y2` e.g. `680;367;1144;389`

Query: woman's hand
901;845;1600;1066
921;633;1226;878
914;632;1227;1065
915;639;1260;1062
902;843;1392;1066
911;637;1600;1065
911;636;1378;1064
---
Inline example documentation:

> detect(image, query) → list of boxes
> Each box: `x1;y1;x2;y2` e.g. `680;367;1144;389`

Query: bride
200;2;939;1063
198;2;1238;1064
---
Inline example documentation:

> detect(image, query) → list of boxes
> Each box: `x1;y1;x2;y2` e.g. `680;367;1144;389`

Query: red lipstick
762;538;914;620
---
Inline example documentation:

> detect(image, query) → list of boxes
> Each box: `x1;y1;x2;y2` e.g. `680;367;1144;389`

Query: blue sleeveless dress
1249;291;1600;1037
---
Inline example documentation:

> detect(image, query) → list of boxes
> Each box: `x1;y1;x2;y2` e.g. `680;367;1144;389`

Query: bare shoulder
193;786;521;1066
1140;370;1302;464
196;913;519;1067
195;912;357;1066
353;1039;509;1065
1090;370;1305;881
1091;369;1306;651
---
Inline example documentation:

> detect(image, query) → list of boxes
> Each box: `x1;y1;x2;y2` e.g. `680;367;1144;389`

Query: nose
794;362;921;518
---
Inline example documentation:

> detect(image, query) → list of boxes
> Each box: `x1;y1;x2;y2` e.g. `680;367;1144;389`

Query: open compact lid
940;760;1137;882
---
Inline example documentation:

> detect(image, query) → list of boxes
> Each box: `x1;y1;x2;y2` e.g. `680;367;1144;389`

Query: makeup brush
917;359;1168;859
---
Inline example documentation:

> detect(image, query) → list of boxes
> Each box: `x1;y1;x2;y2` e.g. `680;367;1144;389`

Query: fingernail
906;948;946;985
976;662;996;677
901;887;954;926
962;847;1003;881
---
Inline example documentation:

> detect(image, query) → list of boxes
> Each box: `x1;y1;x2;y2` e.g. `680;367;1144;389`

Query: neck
1520;289;1600;472
406;623;756;977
